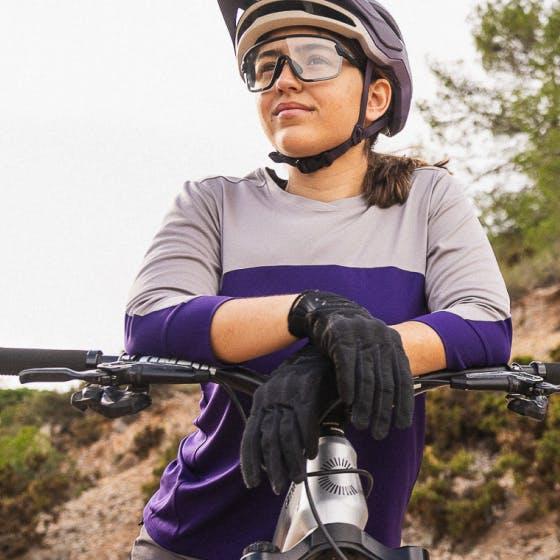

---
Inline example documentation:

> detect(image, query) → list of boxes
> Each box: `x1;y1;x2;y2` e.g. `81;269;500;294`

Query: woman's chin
272;135;328;158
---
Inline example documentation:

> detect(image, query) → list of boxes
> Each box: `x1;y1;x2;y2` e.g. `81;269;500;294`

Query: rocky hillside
402;284;560;559
16;285;560;560
17;387;199;560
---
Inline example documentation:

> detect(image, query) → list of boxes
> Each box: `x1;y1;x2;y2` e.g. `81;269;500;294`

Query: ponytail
361;136;449;209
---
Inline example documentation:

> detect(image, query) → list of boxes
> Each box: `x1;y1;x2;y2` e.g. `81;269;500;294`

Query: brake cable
228;392;375;560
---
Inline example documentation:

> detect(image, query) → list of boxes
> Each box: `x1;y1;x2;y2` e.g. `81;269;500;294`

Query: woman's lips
273;101;314;119
276;108;313;118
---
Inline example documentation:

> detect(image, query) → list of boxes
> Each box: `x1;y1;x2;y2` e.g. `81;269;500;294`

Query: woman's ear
365;78;392;125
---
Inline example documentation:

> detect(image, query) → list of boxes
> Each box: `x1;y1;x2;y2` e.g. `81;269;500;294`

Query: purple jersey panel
414;311;513;369
129;264;509;558
125;296;234;365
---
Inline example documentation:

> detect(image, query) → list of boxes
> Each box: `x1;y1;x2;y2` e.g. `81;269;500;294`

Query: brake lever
19;367;113;384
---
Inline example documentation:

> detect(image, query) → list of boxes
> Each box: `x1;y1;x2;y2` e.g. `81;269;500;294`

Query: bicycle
1;347;560;559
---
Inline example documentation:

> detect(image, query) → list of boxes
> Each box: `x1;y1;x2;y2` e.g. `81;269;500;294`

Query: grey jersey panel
423;172;510;321
126;166;509;322
126;176;225;315
220;167;428;275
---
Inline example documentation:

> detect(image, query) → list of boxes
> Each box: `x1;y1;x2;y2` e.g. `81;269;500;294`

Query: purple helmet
217;0;413;173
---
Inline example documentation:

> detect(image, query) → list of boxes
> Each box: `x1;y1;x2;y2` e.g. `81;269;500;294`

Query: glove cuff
288;290;328;338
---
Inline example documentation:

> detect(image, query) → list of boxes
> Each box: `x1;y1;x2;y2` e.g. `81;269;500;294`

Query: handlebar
1;345;560;383
2;346;560;390
0;347;114;376
1;346;560;423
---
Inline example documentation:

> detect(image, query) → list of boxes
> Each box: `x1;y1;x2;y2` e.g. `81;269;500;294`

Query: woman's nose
274;59;302;91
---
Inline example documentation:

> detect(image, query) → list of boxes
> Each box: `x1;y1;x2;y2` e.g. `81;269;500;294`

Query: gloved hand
288;290;414;440
240;344;338;495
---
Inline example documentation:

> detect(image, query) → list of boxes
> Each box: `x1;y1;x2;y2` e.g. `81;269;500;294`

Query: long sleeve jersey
125;165;512;559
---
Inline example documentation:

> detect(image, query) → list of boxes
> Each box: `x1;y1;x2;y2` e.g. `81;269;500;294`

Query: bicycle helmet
217;0;413;173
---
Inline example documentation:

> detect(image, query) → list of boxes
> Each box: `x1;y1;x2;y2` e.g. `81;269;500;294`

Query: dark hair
361;135;450;208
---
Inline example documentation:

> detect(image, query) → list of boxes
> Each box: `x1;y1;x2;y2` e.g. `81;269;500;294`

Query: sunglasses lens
243;35;344;92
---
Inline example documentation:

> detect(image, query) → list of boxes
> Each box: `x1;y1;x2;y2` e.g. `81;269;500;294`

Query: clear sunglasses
241;34;363;92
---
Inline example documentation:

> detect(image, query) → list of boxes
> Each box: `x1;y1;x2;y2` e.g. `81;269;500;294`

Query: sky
1;0;483;390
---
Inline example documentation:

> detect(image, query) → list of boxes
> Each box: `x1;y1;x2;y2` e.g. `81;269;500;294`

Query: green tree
419;0;560;296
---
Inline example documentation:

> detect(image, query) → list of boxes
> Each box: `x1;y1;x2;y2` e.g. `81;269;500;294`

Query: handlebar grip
0;347;101;376
542;363;560;385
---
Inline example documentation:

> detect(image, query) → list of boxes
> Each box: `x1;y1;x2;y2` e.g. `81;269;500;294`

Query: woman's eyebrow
256;42;332;60
298;42;333;52
256;48;283;59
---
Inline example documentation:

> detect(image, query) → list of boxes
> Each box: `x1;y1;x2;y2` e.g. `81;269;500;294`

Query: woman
127;1;512;558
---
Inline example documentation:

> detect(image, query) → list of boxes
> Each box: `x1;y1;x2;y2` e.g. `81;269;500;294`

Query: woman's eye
308;56;328;65
256;62;275;76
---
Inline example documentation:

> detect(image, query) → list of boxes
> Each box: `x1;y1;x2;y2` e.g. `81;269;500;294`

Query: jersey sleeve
124;179;234;365
412;171;512;369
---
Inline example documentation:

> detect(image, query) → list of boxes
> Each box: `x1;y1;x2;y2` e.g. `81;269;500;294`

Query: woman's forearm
390;321;447;375
211;295;447;374
210;295;300;363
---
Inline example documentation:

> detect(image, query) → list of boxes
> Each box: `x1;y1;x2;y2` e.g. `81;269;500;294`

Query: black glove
288;290;414;440
240;344;338;495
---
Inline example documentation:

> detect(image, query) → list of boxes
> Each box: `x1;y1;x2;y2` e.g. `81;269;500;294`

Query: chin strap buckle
295;152;335;174
351;125;365;144
269;150;336;174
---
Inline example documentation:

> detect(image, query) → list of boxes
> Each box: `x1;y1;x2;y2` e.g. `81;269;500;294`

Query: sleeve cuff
164;296;235;366
125;296;236;366
412;311;512;370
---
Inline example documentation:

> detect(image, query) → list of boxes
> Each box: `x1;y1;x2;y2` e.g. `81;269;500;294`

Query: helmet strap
268;60;390;174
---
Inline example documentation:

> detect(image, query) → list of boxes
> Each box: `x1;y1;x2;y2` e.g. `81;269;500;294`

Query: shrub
409;445;507;544
0;389;105;559
550;345;560;362
411;388;560;545
425;390;513;455
0;388;110;450
142;433;185;501
132;425;165;459
0;426;89;558
510;354;535;364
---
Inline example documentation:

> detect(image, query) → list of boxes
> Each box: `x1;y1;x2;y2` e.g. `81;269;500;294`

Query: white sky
1;0;483;389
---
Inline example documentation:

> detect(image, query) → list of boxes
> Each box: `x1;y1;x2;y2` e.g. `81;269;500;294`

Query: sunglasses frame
241;33;363;93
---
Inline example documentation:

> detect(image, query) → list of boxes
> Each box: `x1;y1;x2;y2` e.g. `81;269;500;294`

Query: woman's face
255;26;390;159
